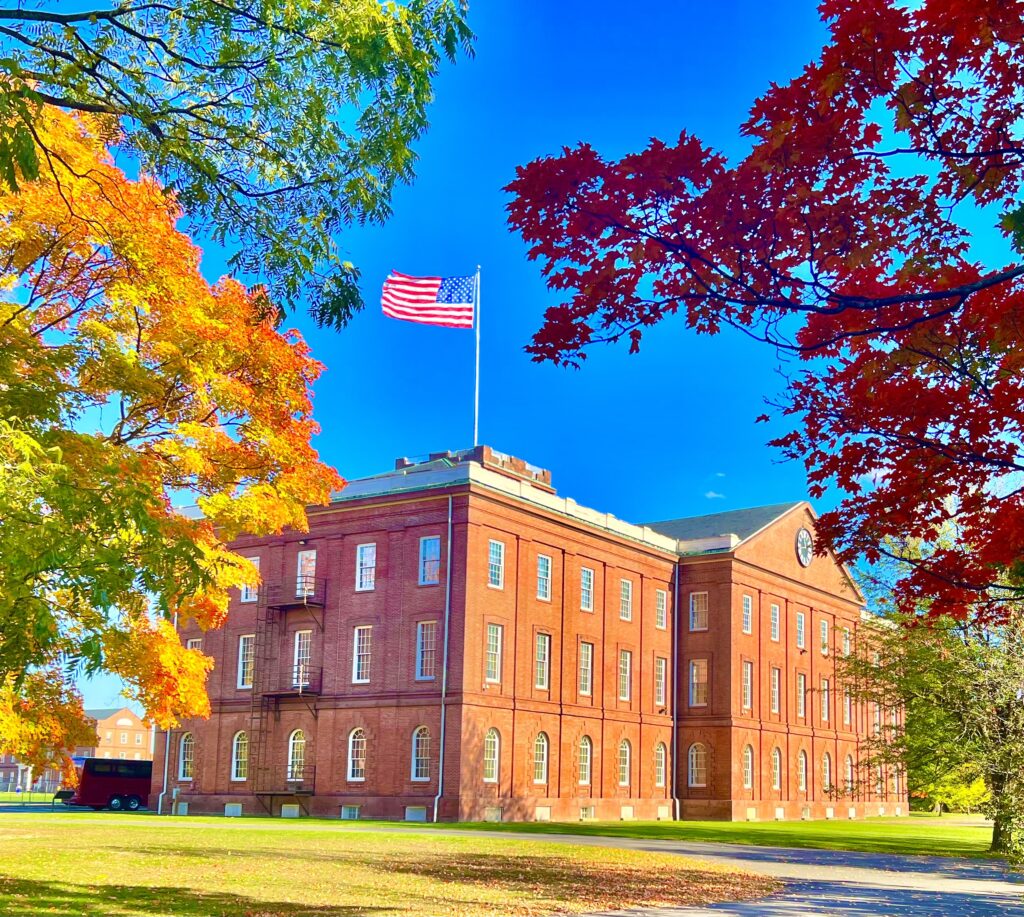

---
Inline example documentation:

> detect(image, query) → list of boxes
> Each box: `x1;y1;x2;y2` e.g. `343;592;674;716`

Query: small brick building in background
152;446;907;822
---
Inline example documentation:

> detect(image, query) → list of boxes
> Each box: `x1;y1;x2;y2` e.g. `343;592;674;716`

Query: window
689;659;708;706
411;726;430;781
356;543;376;591
655;657;667;707
770;667;781;714
580;567;594;611
798;750;808;792
770;603;780;641
796;673;806;718
655;589;668;629
742;661;753;710
293;629;312;687
231;731;248;781
416;621;438;680
821;678;830;722
842;626;851;657
186;638;202;651
419;536;441;585
823;752;832;791
578;736;592;785
796;611;805;649
533;733;549;784
135;733;143;745
485;623;503;683
844;690;852;726
771;747;782;790
619;579;633;621
742;745;754;789
241;556;260;603
352;625;372;684
296;549;316;596
178;733;194;781
237;634;255;689
689;592;708;631
534;633;551;690
617;739;631;787
845;755;855;794
287;730;305;781
483;728;499;782
578;641;594;696
742;594;753;634
618;649;632;701
120;732;128;744
687;743;707;787
821;619;830;655
537;554;552;601
654;742;667;788
347;728;366;781
873;704;882;735
876;765;884;795
487;539;504;588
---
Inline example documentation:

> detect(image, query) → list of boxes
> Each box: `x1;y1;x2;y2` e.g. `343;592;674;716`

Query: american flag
380;271;476;329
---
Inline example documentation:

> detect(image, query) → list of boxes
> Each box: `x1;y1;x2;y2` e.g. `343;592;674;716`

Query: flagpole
473;265;481;447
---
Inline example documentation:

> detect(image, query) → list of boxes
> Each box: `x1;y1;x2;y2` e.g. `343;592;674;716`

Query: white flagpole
473;265;481;447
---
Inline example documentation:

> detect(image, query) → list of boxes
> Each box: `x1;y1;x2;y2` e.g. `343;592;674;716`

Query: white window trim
617;740;631;787
296;548;316;597
741;594;753;634
689;592;709;632
186;638;202;651
742;661;753;710
415;620;438;681
178;733;194;781
418;536;441;586
770;603;781;642
797;673;807;718
355;542;376;592
352;625;372;684
287;729;306;782
237;634;255;690
687;744;707;788
655;657;667;707
655;742;667;788
770;667;781;714
689;660;708;707
578;736;592;786
483;729;500;783
796;611;806;649
742;745;754;789
346;729;366;782
821;619;830;655
293;629;312;687
536;554;552;602
230;731;248;782
534;632;551;690
655;589;668;630
485;623;503;684
410;726;430;782
533;733;549;785
619;578;633;621
240;556;260;603
580;567;595;612
487;539;505;590
822;678;831;722
578;641;593;697
618;649;632;702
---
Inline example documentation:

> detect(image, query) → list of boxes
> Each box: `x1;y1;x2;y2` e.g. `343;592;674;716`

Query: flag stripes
381;271;475;328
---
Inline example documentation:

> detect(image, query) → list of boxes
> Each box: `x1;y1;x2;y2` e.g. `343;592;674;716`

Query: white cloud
714;472;726;478
704;490;725;500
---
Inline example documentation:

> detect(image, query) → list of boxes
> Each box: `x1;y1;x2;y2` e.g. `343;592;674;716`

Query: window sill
487;582;504;591
411;777;430;783
347;778;366;784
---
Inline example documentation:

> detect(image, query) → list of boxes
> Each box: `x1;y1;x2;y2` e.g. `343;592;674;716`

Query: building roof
644;502;804;544
84;707;136;723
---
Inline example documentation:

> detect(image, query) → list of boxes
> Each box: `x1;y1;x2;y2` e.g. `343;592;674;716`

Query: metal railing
259;664;323;696
264;576;327;608
252;764;316;795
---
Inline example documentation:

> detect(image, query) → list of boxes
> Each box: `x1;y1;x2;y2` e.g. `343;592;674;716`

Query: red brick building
153;447;906;822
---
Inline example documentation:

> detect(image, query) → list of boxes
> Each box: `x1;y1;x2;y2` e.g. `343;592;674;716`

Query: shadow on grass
0;876;392;917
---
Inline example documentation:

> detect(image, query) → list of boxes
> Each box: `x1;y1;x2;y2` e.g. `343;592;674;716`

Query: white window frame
411;726;430;782
772;747;782;790
293;629;312;688
796;672;807;718
619;578;633;621
742;594;753;634
798;750;808;792
287;729;305;782
419;536;441;586
618;649;632;702
689;659;708;707
823;752;832;791
352;625;372;684
770;667;780;714
654;742;667;788
821;678;831;722
534;632;551;690
655;589;668;629
770;603;780;642
655;657;667;707
487;539;505;589
355;543;376;592
415;620;438;681
689;592;708;631
178;732;194;781
742;661;754;710
237;634;255;690
846;755;855;794
843;626;851;657
742;745;754;790
536;554;552;601
578;641;594;697
240;556;260;603
687;743;707;787
186;638;202;651
296;548;316;597
533;733;549;784
485;623;503;683
617;739;631;787
580;567;594;612
231;731;248;782
578;735;592;786
347;728;366;782
821;619;830;655
844;690;852;726
483;728;500;783
796;611;805;649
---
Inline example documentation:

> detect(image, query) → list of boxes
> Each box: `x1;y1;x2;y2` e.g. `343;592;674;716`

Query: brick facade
153;447;906;822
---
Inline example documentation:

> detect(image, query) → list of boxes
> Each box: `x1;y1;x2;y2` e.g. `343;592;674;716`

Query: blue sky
83;2;831;707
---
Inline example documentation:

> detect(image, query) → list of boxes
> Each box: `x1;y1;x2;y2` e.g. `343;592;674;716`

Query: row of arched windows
481;728;667;789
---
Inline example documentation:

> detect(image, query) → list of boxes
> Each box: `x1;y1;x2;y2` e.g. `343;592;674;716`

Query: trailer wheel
126;795;141;811
108;795;123;811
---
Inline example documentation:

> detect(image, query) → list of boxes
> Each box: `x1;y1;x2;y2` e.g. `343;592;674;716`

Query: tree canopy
0;104;342;774
506;0;1024;624
0;0;472;328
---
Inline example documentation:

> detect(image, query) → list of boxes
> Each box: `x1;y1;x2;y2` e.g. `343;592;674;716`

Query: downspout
671;561;681;821
432;495;454;823
156;610;178;816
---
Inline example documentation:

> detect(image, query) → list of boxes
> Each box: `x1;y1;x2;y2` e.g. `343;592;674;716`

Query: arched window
231;731;248;781
876;764;884;795
654;742;667;788
617;739;632;787
287;729;305;781
347;728;366;782
483;728;500;783
178;732;194;781
411;726;430;782
798;750;808;792
687;743;707;788
822;752;832;792
533;733;549;784
578;736;592;786
845;755;855;794
771;747;782;791
742;745;754;790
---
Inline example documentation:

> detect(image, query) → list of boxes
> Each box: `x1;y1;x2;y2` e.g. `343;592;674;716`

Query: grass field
430;813;995;859
0;813;777;917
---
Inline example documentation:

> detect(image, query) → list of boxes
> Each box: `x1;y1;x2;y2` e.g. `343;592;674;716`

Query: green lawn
0;812;777;917
427;813;995;859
